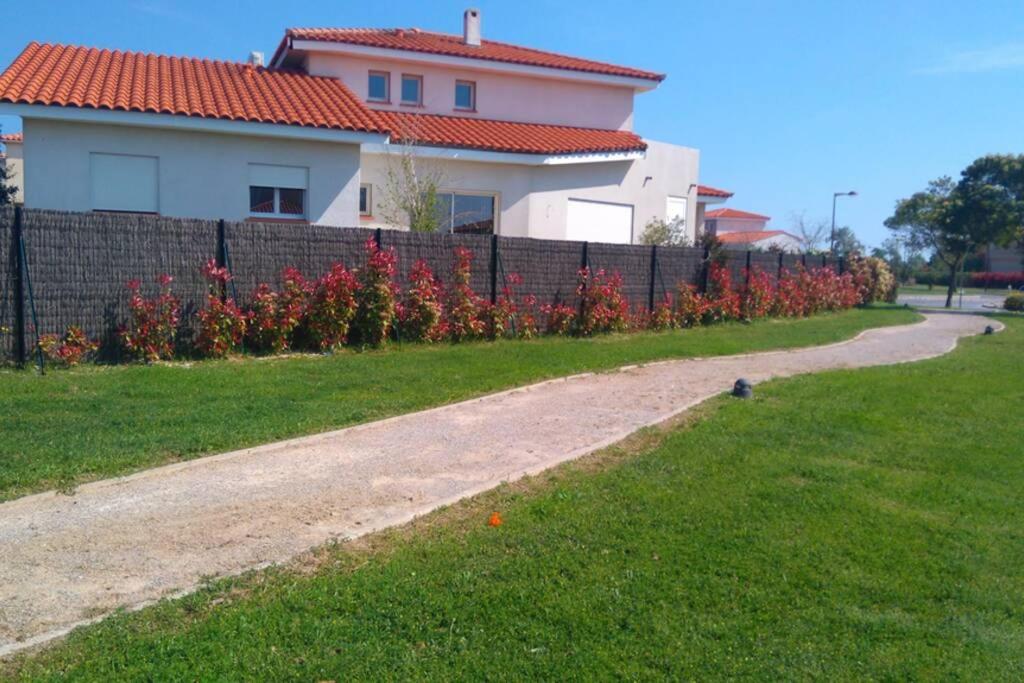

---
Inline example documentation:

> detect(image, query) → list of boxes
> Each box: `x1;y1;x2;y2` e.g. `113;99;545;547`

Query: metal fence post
12;206;25;367
489;233;498;305
647;244;658;311
700;247;711;294
374;227;383;249
745;250;752;288
838;257;845;274
777;251;784;281
802;253;807;270
216;219;227;303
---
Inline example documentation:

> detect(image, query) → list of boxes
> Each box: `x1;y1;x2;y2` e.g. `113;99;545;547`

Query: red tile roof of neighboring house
0;42;388;134
717;230;797;245
378;110;646;155
705;208;770;220
276;28;665;82
697;184;732;198
0;132;22;143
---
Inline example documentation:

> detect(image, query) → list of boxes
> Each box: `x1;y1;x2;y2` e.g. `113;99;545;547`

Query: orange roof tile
378;110;646;155
0;132;22;143
0;42;388;134
705;208;770;220
277;28;664;82
717;230;797;244
697;184;732;198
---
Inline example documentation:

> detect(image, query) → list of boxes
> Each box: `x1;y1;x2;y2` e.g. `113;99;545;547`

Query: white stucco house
0;9;724;245
704;208;802;253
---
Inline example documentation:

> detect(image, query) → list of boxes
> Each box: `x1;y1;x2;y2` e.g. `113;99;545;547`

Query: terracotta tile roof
377;110;646;156
697;184;732;198
0;132;22;142
705;208;770;220
0;42;388;134
717;230;797;244
277;28;664;82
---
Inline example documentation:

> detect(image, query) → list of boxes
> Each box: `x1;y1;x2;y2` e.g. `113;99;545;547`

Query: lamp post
830;190;858;255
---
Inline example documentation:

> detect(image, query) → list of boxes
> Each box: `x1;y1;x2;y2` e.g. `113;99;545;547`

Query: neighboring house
0;10;709;245
0;132;23;204
695;184;732;238
985;243;1023;273
704;208;802;253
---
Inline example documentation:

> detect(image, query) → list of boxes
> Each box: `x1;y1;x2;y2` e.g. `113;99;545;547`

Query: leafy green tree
886;154;1024;307
639;217;687;246
831;226;864;258
0;127;17;206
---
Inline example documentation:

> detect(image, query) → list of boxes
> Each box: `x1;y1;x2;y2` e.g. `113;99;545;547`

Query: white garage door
567;199;634;244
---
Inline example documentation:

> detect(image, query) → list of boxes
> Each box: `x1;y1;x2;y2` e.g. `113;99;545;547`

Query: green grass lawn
4;314;1021;680
898;283;1014;297
0;306;917;501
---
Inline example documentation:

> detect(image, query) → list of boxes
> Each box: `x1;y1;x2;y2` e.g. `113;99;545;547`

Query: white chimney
463;8;481;46
248;51;264;67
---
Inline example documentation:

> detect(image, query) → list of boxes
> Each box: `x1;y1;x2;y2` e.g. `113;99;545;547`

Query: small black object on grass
732;378;753;399
984;325;995;335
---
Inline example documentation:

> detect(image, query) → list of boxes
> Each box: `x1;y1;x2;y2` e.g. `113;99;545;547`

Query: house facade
704;208;802;253
0;10;715;245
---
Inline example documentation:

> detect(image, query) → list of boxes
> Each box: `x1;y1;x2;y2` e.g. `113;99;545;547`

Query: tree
885;155;1024;307
639;217;688;247
0;127;17;206
831;226;864;258
871;236;923;283
377;128;448;232
789;211;829;253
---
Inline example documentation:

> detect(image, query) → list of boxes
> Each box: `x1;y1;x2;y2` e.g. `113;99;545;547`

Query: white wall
22;119;363;224
712;217;769;233
1;140;23;204
306;53;635;131
359;138;699;244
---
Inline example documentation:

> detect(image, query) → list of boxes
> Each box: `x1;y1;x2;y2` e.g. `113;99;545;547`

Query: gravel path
0;313;997;656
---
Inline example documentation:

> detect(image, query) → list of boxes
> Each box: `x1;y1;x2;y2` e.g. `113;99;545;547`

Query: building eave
361;142;645;166
0;102;389;145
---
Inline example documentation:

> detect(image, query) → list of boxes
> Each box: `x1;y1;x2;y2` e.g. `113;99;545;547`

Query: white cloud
918;43;1024;75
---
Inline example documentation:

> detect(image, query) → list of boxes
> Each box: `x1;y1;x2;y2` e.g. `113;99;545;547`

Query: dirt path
0;313;998;656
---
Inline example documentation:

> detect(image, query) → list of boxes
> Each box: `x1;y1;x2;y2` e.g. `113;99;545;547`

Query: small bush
245;269;309;354
120;275;180;362
1005;293;1024;312
541;303;575;336
306;264;359;350
674;283;707;328
575;267;629;336
351;238;398;347
196;260;246;358
445;247;486;342
740;267;775;321
703;263;740;324
399;259;444;343
847;255;897;304
37;325;98;367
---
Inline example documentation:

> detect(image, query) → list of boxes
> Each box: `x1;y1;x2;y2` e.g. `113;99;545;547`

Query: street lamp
830;191;858;255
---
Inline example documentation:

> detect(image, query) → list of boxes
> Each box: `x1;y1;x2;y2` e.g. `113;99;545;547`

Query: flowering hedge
969;271;1024;290
40;242;884;366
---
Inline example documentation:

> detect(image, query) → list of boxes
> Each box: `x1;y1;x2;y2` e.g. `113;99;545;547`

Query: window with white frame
90;153;159;213
368;71;390;102
455;80;476;110
249;164;308;219
401;74;423;105
359;183;372;216
430;192;496;234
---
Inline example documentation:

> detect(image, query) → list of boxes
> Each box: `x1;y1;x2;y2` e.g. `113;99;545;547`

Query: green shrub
1005;293;1024;312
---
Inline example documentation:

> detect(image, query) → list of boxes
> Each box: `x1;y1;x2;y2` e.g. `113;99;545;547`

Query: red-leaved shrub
246;268;309;353
445;247;486;342
121;275;180;362
575;267;629;336
37;325;98;367
399;259;445;343
482;272;523;340
674;283;708;328
740;267;775;321
541;302;575;335
703;263;740;324
196;259;247;358
306;263;359;350
352;238;398;347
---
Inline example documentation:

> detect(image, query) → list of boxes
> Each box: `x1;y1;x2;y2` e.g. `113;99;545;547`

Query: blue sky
1;0;1021;247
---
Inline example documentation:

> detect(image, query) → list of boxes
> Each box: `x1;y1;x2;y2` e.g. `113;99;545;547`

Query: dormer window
455;80;476;111
401;74;423;106
368;71;390;102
